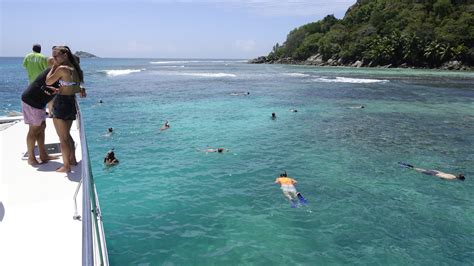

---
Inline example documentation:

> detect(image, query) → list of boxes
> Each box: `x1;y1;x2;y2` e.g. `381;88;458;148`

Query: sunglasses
52;45;71;53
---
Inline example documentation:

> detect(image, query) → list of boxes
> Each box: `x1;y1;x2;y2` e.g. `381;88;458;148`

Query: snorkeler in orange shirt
275;171;307;207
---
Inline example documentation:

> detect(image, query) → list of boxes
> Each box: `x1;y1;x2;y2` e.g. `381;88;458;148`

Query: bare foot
39;155;60;163
28;158;40;165
55;166;71;173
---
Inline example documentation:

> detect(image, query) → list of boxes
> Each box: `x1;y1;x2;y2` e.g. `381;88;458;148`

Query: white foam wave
284;73;311;77
314;77;389;83
179;72;237;78
102;69;144;76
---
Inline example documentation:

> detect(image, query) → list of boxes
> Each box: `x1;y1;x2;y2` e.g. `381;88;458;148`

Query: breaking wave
314;77;389;83
100;69;144;76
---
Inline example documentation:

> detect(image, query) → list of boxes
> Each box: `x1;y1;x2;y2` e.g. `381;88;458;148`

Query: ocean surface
1;57;473;265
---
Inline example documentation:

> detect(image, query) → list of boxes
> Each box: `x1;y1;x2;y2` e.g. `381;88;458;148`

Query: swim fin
290;201;297;208
297;193;307;205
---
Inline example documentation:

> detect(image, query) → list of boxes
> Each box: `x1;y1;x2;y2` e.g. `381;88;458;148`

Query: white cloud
234;40;256;53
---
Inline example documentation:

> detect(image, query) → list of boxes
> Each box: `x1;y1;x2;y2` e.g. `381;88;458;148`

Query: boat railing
76;102;109;266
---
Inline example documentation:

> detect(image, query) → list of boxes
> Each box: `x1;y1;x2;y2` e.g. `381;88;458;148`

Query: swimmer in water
274;171;306;207
399;162;465;181
160;120;170;131
104;149;119;166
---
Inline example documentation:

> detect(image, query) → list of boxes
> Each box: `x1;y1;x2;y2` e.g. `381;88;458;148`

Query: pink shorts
22;101;47;126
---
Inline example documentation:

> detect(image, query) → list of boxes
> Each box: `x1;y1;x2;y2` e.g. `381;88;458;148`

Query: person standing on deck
21;58;58;165
23;44;48;83
47;45;84;173
23;44;53;116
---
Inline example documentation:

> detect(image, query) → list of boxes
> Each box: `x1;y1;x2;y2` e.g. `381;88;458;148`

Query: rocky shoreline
248;54;472;71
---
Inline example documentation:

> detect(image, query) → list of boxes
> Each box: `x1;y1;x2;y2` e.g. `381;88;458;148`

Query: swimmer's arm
274;178;280;184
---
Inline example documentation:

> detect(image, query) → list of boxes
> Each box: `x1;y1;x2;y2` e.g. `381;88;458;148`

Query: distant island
251;0;473;70
74;51;98;58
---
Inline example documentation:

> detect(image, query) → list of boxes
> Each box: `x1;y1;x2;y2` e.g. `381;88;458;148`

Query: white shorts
281;184;296;193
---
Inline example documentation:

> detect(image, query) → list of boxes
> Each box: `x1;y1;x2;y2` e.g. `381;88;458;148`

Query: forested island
74;51;98;58
251;0;473;70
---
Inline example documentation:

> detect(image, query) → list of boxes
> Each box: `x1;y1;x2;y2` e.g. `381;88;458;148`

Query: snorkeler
274;171;307;207
289;109;298;112
104;149;119;166
399;162;465;181
271;113;277;120
206;147;227;153
160;120;170;131
230;91;250;96
103;127;113;137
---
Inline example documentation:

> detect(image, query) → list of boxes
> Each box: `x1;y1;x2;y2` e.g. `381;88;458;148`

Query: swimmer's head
280;171;287;177
457;174;465;181
108;128;113;132
217;148;224;153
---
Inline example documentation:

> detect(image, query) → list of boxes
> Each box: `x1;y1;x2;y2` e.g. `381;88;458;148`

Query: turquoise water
1;58;473;265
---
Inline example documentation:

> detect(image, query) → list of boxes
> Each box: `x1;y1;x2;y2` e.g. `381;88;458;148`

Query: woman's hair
53;46;84;83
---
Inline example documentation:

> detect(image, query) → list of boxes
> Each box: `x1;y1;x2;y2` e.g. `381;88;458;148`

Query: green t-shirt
23;52;48;83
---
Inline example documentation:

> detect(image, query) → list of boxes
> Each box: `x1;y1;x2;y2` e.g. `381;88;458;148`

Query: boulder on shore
352;60;363;68
248;56;267;64
305;54;323;65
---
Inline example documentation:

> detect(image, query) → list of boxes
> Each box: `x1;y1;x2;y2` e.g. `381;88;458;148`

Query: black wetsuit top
21;68;56;109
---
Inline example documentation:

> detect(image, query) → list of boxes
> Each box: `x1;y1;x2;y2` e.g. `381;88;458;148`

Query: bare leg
47;99;54;118
69;137;77;166
26;125;41;165
36;121;58;162
53;118;73;172
283;191;294;202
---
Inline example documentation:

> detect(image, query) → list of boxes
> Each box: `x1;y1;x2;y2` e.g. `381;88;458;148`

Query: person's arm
274;178;280;184
46;64;63;85
292;179;297;184
47;66;81;94
22;56;27;68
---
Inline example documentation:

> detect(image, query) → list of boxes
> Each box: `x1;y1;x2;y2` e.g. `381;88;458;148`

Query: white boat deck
0;117;83;266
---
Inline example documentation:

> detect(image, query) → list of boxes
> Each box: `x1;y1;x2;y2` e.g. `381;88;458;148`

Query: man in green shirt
23;44;48;84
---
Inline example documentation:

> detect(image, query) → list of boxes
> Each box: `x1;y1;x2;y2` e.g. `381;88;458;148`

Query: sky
0;0;356;59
